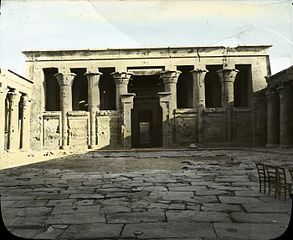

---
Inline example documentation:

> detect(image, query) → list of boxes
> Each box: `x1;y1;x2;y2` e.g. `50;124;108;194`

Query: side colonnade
266;73;293;148
0;86;32;152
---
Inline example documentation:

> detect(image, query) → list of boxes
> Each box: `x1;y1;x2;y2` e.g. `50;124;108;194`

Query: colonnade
266;83;293;148
0;86;32;152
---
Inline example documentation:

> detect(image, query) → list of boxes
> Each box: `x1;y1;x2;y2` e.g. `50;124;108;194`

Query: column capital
85;71;103;89
111;72;133;85
21;95;32;108
190;69;209;84
54;72;76;86
277;83;293;93
216;68;239;83
8;90;22;104
159;70;181;84
266;89;278;96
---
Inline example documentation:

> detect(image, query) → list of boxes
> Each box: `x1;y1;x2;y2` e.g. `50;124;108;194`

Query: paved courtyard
0;149;293;240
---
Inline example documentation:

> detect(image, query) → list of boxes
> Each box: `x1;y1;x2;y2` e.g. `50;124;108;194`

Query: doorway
131;96;162;148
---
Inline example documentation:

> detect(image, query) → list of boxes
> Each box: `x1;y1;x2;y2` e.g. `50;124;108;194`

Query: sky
0;0;292;75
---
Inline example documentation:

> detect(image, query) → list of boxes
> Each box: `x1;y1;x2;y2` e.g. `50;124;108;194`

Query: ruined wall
174;109;197;145
97;111;119;149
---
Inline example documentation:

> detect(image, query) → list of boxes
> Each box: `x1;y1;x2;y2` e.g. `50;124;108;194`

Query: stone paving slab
166;210;231;222
107;209;165;223
242;203;291;213
218;196;263;204
59;223;123;239
213;222;287;240
121;221;216;238
201;203;242;212
230;212;290;224
45;212;105;225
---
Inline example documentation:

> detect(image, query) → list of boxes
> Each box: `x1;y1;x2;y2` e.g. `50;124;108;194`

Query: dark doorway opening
131;97;162;148
99;67;116;110
129;73;163;148
234;64;252;107
205;65;223;108
71;68;88;111
44;68;60;111
177;65;194;108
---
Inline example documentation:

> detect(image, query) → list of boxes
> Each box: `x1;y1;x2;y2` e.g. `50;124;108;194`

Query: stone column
190;69;208;143
121;93;135;149
159;70;181;113
7;90;22;151
217;68;239;143
266;90;279;147
84;71;103;148
111;72;132;111
216;68;239;107
278;84;293;148
190;69;209;108
21;95;32;151
0;86;9;152
55;72;76;149
158;92;172;147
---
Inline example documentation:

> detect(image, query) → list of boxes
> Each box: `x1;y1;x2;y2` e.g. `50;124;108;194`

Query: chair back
266;164;278;183
289;168;293;181
277;166;287;185
256;162;266;178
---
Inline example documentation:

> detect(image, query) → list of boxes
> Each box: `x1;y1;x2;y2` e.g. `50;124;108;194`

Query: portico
21;45;271;150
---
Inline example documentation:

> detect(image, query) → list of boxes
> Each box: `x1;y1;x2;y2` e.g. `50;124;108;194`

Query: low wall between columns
203;109;226;143
96;111;119;149
67;111;89;148
42;111;62;149
174;109;197;146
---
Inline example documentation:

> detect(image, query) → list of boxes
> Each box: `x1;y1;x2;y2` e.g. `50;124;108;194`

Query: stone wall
203;109;226;143
174;109;197;145
68;111;89;148
232;109;252;146
42;112;61;149
97;111;119;149
252;90;267;147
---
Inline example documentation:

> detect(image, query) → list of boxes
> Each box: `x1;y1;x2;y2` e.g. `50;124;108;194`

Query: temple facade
1;46;273;151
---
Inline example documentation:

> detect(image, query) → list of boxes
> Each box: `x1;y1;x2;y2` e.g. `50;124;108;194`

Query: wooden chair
265;165;278;198
255;163;267;193
276;166;290;202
